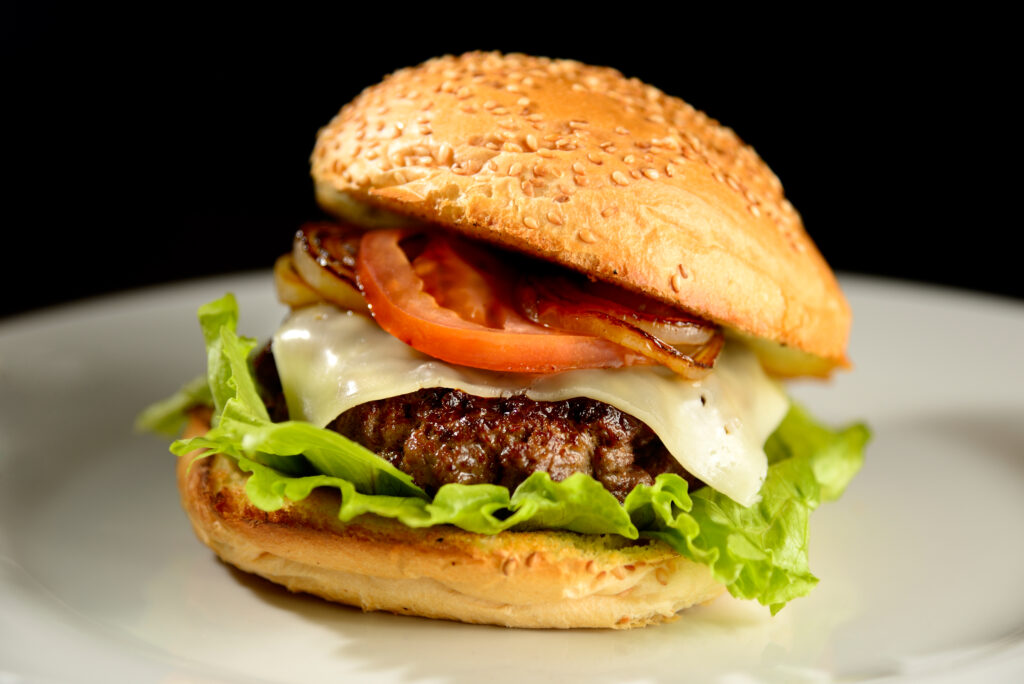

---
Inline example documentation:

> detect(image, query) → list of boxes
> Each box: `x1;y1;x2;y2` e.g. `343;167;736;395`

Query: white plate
1;274;1022;683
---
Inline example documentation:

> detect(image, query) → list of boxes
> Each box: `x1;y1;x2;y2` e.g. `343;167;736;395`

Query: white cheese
272;304;789;506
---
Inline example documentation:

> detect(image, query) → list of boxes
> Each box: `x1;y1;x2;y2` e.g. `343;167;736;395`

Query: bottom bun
177;412;725;629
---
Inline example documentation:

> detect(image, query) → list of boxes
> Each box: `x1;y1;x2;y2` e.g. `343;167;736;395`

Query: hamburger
147;52;868;628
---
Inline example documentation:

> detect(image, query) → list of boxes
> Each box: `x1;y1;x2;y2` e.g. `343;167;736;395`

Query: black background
5;8;1018;320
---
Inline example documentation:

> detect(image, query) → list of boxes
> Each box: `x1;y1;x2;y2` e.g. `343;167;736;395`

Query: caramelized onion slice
516;276;723;380
574;279;716;346
273;254;322;308
291;223;369;312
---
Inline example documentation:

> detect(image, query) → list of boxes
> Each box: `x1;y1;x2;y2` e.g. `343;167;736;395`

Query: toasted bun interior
311;52;850;369
178;412;725;629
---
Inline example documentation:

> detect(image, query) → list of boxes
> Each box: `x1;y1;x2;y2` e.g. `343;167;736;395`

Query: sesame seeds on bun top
310;52;851;373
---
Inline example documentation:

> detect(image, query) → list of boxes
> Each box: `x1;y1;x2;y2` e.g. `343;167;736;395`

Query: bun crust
178;413;725;629
311;52;850;368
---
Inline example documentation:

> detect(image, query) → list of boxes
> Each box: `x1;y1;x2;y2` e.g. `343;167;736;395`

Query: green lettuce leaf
135;375;211;436
160;293;868;611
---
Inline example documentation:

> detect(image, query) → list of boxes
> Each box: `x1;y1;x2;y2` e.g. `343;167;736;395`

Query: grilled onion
291;222;368;312
273;254;322;308
516;275;723;380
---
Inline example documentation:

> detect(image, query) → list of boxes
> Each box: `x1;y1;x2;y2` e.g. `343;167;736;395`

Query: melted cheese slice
273;304;788;506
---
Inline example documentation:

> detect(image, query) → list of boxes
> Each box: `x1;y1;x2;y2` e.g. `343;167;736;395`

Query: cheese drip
273;304;788;506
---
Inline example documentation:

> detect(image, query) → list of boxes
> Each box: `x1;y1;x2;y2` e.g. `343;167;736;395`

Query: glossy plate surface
1;274;1022;683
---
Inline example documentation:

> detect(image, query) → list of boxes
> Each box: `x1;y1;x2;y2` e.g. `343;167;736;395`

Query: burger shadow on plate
221;563;793;683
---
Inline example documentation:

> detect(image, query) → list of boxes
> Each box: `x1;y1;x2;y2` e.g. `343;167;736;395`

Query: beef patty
256;348;694;501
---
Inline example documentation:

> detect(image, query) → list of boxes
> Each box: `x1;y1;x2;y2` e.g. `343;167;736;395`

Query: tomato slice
356;229;644;373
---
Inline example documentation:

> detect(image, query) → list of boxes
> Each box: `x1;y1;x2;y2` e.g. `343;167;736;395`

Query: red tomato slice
356;229;644;373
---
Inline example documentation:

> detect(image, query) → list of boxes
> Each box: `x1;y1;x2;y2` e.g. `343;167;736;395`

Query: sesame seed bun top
310;52;851;374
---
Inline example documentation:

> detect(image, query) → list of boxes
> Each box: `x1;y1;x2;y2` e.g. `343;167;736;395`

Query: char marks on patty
330;388;693;501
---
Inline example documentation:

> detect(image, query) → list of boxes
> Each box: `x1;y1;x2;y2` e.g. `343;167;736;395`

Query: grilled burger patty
256;348;695;501
333;388;697;501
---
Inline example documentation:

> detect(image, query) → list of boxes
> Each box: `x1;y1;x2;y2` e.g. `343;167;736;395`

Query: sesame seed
587;152;603;165
749;204;762;217
508;163;523;176
435;144;453;164
611;171;629;185
547;211;564;225
455;86;472;99
615;126;630;135
601;206;618;218
671;273;684;292
524;134;539;151
578;230;597;243
665;163;676;177
517;97;531;106
623;154;635;164
503;142;524;153
572;162;586;175
523;216;539;229
574;174;589;186
641;168;659;180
